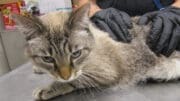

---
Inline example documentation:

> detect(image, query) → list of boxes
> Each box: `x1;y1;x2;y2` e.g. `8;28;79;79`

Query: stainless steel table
0;63;180;101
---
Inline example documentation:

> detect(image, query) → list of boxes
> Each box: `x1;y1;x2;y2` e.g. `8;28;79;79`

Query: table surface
0;63;180;101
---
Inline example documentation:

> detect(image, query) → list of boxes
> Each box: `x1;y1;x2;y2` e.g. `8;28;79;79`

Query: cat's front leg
33;82;75;101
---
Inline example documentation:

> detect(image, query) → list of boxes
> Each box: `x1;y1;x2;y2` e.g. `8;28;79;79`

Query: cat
13;4;180;101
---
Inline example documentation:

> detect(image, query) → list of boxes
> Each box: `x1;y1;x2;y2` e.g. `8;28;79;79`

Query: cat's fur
13;5;180;100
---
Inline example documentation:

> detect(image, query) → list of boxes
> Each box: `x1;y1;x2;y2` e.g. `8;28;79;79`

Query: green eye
41;56;54;63
71;50;82;59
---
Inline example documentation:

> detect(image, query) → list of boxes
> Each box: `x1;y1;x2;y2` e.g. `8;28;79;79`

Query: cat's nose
58;67;72;80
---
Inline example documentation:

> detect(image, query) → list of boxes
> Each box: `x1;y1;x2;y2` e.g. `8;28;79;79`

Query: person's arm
72;0;89;11
72;0;101;17
172;0;180;7
72;0;175;16
96;0;174;16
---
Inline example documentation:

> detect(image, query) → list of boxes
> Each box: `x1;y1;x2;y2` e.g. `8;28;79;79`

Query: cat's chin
56;79;73;83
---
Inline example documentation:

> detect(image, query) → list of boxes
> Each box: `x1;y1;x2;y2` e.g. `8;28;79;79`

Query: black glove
138;6;180;57
91;8;133;43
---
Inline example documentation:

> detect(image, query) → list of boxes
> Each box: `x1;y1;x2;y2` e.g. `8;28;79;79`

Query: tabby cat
13;4;180;100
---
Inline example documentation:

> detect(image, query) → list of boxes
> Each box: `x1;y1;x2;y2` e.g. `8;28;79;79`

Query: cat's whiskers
78;74;101;95
83;73;102;89
81;72;102;90
82;70;112;81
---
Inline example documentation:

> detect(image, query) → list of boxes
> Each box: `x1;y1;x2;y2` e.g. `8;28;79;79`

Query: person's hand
138;6;180;56
91;8;133;42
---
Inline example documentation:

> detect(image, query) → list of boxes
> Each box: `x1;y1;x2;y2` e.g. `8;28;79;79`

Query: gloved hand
138;6;180;57
91;8;133;42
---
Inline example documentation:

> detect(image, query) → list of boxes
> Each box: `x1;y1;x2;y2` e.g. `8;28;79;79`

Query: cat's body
13;5;180;100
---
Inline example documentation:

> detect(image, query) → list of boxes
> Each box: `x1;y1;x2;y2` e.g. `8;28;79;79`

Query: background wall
0;12;27;76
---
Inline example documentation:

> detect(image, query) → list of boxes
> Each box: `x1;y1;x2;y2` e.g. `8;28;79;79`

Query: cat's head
13;4;94;82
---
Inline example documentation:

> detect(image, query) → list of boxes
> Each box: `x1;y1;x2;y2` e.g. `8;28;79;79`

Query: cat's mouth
52;69;82;83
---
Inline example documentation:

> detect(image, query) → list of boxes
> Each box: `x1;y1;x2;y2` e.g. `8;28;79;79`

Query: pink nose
59;67;72;80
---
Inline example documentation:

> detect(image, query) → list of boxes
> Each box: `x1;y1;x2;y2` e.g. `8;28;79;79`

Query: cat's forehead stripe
49;41;59;54
48;35;69;56
62;39;68;54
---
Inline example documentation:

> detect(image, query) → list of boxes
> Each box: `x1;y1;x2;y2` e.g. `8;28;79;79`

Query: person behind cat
72;0;180;57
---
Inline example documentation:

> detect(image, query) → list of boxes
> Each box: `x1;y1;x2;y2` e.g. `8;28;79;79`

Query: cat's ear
67;3;90;29
12;14;45;41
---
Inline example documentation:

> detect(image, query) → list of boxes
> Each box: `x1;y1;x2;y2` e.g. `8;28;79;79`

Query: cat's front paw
33;83;75;101
33;88;52;101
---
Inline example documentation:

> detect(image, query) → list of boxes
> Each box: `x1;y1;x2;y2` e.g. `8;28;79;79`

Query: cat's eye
71;50;82;59
41;56;55;63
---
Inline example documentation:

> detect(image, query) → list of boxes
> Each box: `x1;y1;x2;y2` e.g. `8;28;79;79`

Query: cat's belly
146;54;180;80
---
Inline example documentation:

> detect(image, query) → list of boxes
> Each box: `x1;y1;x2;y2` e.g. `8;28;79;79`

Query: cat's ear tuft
67;3;90;29
12;13;45;41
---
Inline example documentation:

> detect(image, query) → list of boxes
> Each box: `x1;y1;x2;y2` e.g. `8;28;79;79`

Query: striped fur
13;5;180;100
